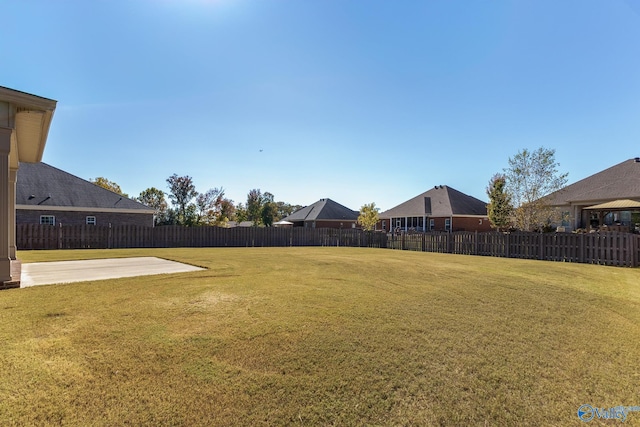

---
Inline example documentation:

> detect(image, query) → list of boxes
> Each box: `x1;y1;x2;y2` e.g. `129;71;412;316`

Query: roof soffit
0;87;56;164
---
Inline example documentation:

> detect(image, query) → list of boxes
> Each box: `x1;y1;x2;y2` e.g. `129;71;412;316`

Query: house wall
379;216;491;232
299;220;358;229
452;216;492;232
16;209;154;227
552;203;612;231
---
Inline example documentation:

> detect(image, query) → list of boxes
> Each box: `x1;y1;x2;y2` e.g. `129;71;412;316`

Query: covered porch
0;87;56;289
389;215;431;233
583;199;640;233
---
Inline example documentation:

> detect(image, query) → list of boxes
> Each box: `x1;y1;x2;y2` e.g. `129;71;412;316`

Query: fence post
505;233;510;258
474;231;478;255
57;223;62;249
539;233;544;260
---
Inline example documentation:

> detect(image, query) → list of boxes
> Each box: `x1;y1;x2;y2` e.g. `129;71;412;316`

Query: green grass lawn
2;248;640;426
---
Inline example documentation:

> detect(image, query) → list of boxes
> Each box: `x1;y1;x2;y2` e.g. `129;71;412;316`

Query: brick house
379;185;491;233
282;198;359;229
546;158;640;232
16;162;155;227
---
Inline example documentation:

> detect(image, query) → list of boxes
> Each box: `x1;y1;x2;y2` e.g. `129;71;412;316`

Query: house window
429;219;435;231
382;220;386;231
40;215;55;226
445;218;451;231
86;216;97;225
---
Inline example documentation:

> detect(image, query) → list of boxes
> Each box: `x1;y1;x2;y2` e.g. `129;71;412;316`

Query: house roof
380;185;487;218
16;162;154;213
548;158;640;206
584;199;640;210
283;198;359;222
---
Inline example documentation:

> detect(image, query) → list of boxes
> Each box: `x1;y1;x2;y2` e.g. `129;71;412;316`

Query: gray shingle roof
16;162;153;212
380;185;487;218
548;158;640;205
283;198;359;222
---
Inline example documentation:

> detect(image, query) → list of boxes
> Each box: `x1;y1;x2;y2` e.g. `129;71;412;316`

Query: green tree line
92;173;302;227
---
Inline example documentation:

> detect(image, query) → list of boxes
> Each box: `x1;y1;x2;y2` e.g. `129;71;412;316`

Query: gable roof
380;185;487;218
283;198;359;222
547;158;640;206
16;162;154;213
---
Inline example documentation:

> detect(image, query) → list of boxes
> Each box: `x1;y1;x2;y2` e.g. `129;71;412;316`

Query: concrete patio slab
20;257;204;287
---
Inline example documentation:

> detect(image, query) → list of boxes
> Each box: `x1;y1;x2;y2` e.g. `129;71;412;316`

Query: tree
235;203;248;224
137;187;168;226
217;198;236;227
166;174;198;226
486;174;513;232
195;187;225;225
162;208;179;226
261;192;276;227
357;202;380;231
504;147;568;232
246;189;263;226
275;201;302;221
90;177;128;198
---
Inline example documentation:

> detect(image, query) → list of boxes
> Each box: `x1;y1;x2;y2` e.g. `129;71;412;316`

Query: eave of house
0;86;57;167
380;214;488;219
552;197;640;208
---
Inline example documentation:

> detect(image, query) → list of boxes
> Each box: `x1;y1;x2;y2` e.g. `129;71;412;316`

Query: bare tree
504;147;568;232
195;188;225;225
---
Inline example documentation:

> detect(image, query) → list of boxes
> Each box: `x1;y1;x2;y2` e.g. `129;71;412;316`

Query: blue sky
4;0;640;211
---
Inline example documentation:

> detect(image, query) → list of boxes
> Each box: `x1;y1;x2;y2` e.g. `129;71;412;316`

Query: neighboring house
379;185;491;232
547;158;640;232
227;221;254;228
282;198;359;229
273;220;293;228
16;162;155;227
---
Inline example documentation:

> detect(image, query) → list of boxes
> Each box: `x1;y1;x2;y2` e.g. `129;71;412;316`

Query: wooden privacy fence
16;224;387;250
387;231;640;267
16;225;640;267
